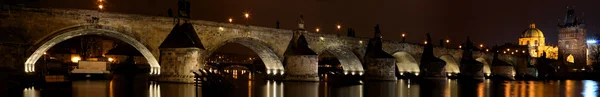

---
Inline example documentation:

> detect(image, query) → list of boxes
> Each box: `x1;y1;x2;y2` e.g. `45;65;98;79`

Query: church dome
521;23;544;38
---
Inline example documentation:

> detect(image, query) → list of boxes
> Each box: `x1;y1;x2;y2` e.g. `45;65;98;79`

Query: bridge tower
283;15;319;81
154;0;205;83
363;24;397;80
558;6;587;67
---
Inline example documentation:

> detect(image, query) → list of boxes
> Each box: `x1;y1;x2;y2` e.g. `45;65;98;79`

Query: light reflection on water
20;77;600;97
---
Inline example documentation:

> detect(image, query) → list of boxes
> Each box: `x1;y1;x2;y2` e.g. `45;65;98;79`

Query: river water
20;73;600;97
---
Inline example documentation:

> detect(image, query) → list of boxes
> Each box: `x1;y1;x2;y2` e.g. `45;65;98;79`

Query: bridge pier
284;55;319;81
154;48;203;83
492;65;516;79
364;58;397;80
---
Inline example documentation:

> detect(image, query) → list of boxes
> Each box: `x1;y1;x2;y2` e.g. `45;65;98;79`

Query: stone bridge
0;7;525;82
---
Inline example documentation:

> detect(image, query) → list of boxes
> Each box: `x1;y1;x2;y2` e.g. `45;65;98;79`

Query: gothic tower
558;6;587;67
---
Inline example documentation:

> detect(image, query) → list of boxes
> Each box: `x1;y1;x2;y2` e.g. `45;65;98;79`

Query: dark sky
7;0;600;47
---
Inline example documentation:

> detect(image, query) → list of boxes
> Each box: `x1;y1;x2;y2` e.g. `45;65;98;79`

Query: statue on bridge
283;15;318;81
363;24;396;80
419;33;447;79
458;37;485;81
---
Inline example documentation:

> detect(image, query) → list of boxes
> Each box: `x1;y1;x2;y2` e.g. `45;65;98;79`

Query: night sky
5;0;600;47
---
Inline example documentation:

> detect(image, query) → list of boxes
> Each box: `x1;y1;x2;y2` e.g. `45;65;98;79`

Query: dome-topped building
519;23;558;59
521;23;544;38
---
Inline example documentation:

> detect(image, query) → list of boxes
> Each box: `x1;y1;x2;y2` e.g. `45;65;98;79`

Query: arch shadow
392;52;420;73
475;58;491;74
439;55;460;73
320;46;364;72
24;24;160;74
205;37;284;73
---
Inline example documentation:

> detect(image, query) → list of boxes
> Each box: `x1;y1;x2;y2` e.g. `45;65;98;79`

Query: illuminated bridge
0;7;526;82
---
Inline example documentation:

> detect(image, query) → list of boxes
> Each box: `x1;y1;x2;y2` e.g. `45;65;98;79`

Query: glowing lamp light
344;71;348;75
315;28;320;32
587;40;597;44
336;25;341;30
319;37;325;41
424;41;428;44
71;57;81;63
108;58;114;62
415;73;419;76
459;46;462;48
359;72;363;76
267;70;272;75
43;52;47;55
359;40;363;44
486;49;489;52
402;34;406;37
244;13;250;18
228;18;233;23
479;44;483;48
400;72;404;75
446;40;450;43
447;73;452;76
486;73;491;77
219;27;224;31
98;5;104;9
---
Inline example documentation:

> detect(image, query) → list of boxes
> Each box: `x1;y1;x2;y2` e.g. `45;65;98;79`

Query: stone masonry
0;7;525;82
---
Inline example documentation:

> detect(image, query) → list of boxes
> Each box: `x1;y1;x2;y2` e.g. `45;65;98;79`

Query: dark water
20;74;600;97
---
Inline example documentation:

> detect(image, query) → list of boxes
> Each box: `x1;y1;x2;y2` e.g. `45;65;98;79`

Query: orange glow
71;56;81;63
98;5;104;9
504;82;511;97
477;83;484;97
316;28;320;32
228;18;233;23
566;80;574;97
402;33;406;37
244;13;249;18
108;58;114;62
336;25;341;30
424;41;428;44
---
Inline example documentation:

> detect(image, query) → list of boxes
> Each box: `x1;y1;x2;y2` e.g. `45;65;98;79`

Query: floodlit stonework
0;7;524;82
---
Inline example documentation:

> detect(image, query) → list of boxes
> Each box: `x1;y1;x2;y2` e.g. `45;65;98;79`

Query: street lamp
315;28;320;32
479;44;483;48
98;5;103;10
401;33;406;42
424;41;428;44
228;18;233;23
244;12;250;25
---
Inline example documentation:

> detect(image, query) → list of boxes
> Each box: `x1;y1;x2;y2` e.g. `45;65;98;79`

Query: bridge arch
475;57;491;74
392;52;420;73
25;24;160;74
205;37;284;73
319;46;364;72
439;55;460;73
